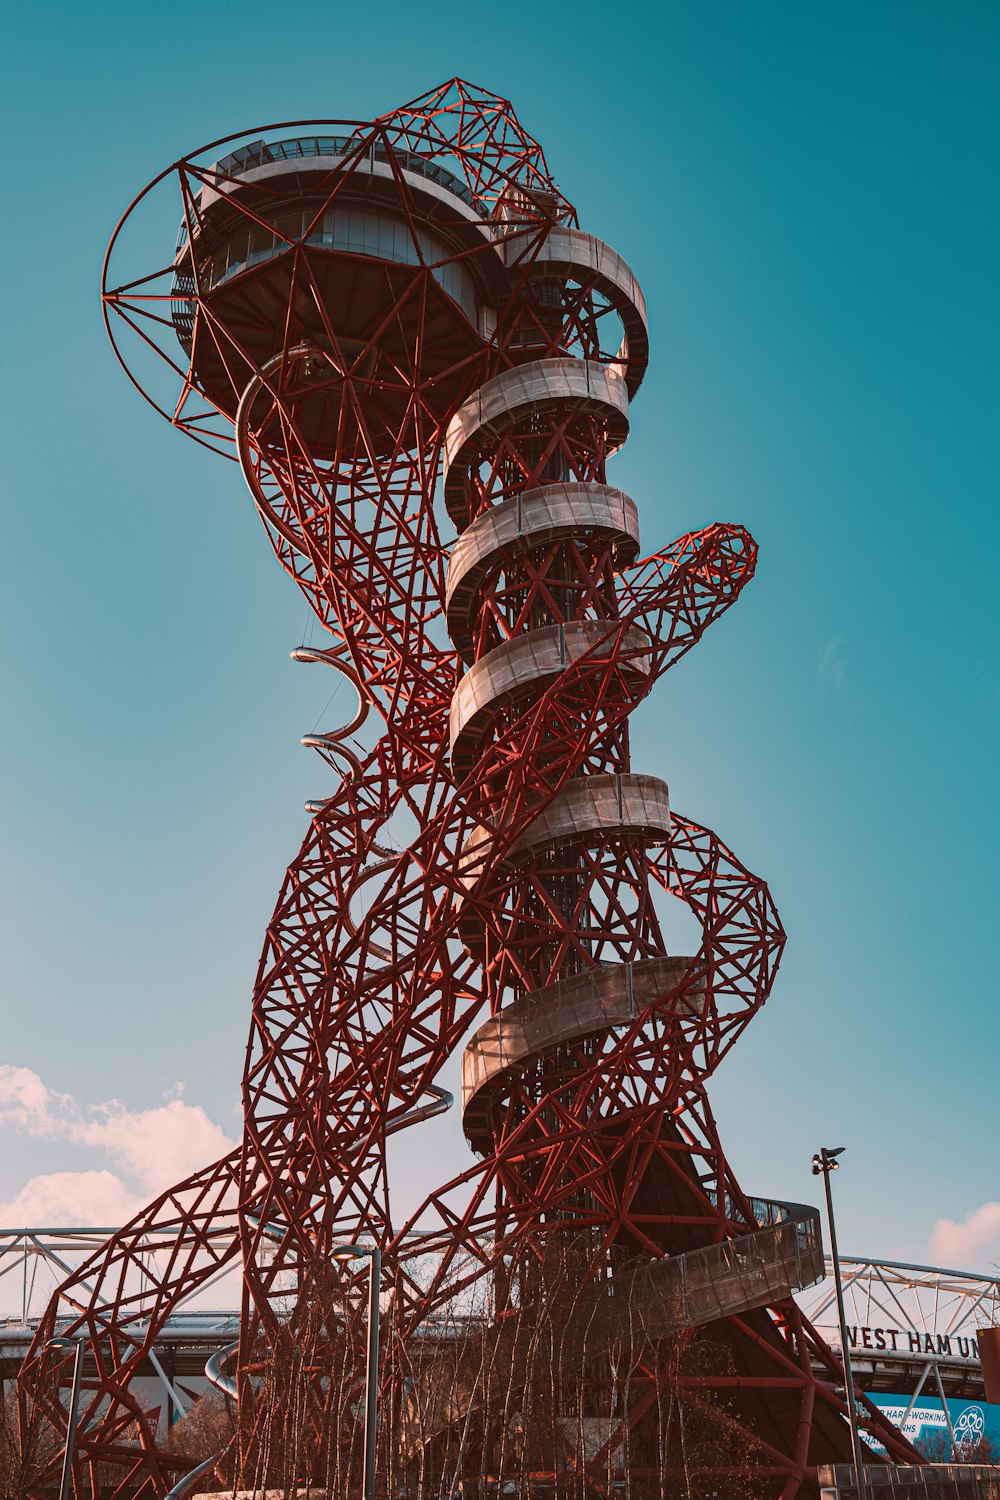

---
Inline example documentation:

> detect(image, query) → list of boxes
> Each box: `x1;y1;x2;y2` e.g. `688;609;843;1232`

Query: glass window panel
227;228;249;269
398;221;414;262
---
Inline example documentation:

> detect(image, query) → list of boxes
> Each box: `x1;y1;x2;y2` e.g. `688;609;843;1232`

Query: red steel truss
18;80;922;1498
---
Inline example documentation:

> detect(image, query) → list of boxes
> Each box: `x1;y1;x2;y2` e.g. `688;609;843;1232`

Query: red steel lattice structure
18;80;922;1498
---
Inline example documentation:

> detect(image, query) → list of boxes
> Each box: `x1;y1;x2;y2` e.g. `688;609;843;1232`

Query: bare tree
0;1389;57;1500
163;1392;235;1469
233;1237;770;1499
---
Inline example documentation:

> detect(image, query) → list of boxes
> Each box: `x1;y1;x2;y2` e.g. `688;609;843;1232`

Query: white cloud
74;1099;232;1195
0;1065;234;1228
0;1064;70;1134
817;635;846;687
0;1170;143;1228
928;1202;1000;1268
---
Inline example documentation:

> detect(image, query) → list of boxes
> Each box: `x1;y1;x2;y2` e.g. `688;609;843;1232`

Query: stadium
3;1226;999;1467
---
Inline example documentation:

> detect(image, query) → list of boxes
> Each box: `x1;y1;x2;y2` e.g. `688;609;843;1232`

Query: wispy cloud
0;1064;233;1227
928;1202;1000;1268
817;635;846;688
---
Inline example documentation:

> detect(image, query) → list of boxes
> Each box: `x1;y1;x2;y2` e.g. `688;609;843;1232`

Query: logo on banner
955;1405;986;1445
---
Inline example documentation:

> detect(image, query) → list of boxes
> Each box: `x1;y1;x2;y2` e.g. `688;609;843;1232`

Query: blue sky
1;2;998;1274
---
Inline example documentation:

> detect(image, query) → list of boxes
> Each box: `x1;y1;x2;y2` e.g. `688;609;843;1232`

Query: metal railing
600;1201;824;1340
212;135;485;217
819;1464;1000;1498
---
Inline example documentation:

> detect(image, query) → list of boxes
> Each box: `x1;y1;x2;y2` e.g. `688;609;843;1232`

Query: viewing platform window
193;206;478;321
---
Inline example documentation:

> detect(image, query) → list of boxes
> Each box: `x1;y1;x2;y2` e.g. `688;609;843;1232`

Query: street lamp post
812;1147;868;1500
46;1336;85;1500
333;1244;381;1500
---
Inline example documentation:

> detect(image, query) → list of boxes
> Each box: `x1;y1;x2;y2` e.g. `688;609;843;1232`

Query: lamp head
331;1243;368;1263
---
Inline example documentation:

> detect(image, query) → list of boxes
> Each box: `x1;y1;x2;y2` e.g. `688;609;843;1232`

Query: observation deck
171;134;505;451
169;140;648;462
176;134;498;302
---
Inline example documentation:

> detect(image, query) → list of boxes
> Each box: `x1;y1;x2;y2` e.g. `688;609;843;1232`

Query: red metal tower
18;81;921;1498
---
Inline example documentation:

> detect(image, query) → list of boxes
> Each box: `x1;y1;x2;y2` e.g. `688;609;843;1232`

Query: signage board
864;1392;1000;1460
845;1326;981;1360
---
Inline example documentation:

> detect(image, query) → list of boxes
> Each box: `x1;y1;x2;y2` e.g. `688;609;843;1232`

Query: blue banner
864;1392;1000;1460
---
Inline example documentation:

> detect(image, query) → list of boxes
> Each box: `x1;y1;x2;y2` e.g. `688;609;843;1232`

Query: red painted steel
17;80;923;1498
